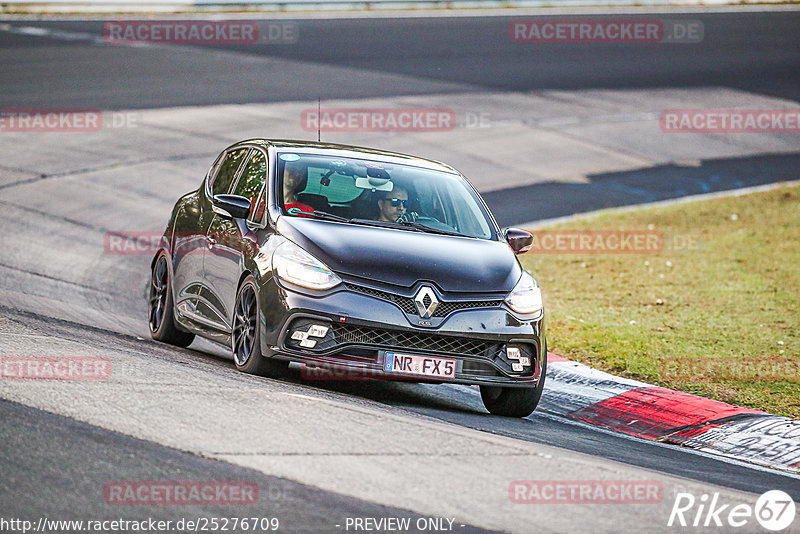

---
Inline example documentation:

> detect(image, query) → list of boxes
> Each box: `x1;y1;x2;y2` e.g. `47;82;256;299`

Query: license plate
383;352;456;378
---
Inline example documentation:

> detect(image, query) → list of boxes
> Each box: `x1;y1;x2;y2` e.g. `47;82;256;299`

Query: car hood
276;217;521;292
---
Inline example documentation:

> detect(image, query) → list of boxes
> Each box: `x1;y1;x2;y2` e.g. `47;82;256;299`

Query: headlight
505;271;543;315
272;241;341;290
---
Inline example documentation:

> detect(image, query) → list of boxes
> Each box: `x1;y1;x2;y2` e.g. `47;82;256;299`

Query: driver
376;186;409;222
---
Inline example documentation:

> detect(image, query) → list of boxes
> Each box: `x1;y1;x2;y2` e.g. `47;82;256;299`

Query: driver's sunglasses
383;198;409;208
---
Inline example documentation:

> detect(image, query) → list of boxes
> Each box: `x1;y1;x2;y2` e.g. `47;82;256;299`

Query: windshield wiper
304;212;423;232
396;220;463;237
303;212;459;236
307;210;350;223
346;218;425;232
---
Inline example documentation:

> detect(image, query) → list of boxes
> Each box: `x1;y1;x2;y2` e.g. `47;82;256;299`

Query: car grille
284;319;537;379
461;360;500;376
345;283;503;318
332;324;500;358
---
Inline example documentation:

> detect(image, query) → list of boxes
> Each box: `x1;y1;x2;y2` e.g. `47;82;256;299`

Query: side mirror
212;194;251;220
504;227;534;255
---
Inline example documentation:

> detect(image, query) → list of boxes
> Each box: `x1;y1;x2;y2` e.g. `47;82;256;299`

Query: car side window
232;150;268;222
206;152;225;182
211;148;248;197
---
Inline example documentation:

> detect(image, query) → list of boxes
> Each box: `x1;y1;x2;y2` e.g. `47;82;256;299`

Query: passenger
283;163;314;217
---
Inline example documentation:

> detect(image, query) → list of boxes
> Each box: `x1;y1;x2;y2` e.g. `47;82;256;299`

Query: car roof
230;139;460;175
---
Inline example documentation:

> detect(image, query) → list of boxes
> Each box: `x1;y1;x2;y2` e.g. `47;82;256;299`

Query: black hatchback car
149;140;546;417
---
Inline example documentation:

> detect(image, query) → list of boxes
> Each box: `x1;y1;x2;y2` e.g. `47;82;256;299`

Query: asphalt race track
3;12;800;108
1;10;799;534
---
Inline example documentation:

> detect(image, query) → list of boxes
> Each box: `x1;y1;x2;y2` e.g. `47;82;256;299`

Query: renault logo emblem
414;286;439;318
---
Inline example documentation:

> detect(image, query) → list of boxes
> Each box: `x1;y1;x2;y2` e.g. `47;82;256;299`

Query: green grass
520;184;800;418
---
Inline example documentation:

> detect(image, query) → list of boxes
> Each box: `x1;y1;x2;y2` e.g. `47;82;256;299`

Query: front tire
232;276;288;377
149;253;195;348
480;347;547;417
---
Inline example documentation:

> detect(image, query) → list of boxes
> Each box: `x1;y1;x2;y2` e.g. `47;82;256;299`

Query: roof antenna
317;98;321;143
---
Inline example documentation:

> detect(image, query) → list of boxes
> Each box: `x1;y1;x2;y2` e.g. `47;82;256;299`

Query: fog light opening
505;345;533;374
289;322;333;350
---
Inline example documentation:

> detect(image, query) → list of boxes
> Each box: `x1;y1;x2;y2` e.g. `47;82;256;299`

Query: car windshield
277;152;495;240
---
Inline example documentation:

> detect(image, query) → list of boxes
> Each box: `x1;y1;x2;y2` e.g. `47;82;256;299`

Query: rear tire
149;253;195;348
232;276;288;377
480;346;547;417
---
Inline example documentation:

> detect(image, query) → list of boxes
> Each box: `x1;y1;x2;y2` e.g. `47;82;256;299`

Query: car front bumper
258;278;545;388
